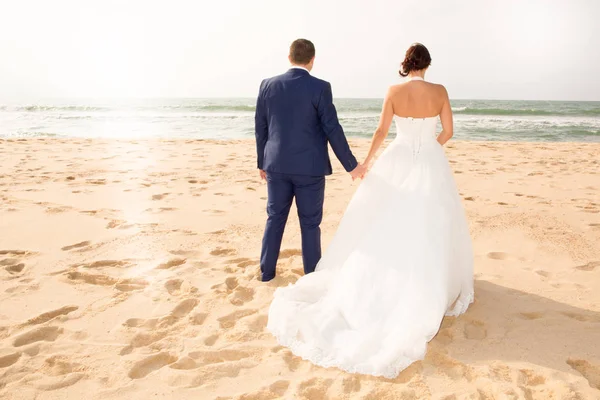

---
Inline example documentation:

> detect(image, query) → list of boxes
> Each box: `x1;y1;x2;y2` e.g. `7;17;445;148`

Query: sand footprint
115;278;149;292
282;350;301;372
221;277;255;306
106;219;126;229
341;376;361;394
66;271;147;292
560;312;600;323
4;262;25;274
517;312;544;320
229;257;259;269
190;313;208;326
229;286;255;306
77;259;129;269
61;241;91;251
128;331;168;349
66;271;117;286
535;270;550;278
165;279;184;295
296;378;334;400
518;369;546;386
123;318;159;330
210;248;237;257
123;298;198;336
218;309;258;329
0;251;31;274
203;334;219;346
233;380;290;400
188;349;251;366
0;258;20;266
128;352;178;379
34;373;85;391
156;258;187;270
279;249;302;259
0;351;21;368
463;320;487;340
576;261;599;271
487;252;508;260
245;315;268;333
41;355;82;376
169;249;201;257
86;179;106;185
24;305;79;326
170;298;198;318
567;359;600;390
13;326;63;347
170;356;197;371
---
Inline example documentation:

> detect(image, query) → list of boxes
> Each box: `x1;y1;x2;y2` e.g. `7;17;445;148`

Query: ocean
1;98;599;142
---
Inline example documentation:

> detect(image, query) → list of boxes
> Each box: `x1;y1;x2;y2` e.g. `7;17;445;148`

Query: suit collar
287;66;310;76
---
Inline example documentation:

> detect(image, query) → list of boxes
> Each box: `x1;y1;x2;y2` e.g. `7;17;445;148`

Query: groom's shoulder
260;73;329;91
261;72;286;85
307;75;330;89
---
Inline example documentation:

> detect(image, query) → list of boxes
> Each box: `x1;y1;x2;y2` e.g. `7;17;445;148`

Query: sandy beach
1;137;599;399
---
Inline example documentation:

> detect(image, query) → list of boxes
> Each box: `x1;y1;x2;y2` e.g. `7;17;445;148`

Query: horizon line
1;96;599;103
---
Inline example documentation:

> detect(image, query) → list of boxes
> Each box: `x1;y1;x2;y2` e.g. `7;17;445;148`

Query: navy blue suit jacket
255;68;358;176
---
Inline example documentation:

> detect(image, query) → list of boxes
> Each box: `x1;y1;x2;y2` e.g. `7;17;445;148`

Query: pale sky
0;0;598;101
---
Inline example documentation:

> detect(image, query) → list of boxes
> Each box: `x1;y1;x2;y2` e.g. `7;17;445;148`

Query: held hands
349;159;374;180
349;163;367;181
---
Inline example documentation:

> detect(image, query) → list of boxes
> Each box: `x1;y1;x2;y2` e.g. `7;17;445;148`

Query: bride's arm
364;88;394;166
437;86;453;145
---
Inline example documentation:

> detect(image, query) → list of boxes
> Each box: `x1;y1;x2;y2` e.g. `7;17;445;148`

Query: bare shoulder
386;84;404;96
430;82;449;97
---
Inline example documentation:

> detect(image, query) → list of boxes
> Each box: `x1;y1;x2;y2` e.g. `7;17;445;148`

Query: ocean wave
565;128;600;136
7;131;63;138
580;108;600;116
6;102;599;118
199;105;255;112
57;115;95;120
157;104;256;112
16;105;111;112
453;107;556;116
453;106;600;117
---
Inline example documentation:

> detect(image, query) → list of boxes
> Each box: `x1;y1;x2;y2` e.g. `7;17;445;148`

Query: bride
266;43;474;378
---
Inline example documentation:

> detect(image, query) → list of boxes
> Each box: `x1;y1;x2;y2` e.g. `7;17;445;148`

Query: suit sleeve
317;83;358;172
255;80;268;170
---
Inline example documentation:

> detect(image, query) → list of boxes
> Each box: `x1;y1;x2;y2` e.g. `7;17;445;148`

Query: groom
255;39;365;282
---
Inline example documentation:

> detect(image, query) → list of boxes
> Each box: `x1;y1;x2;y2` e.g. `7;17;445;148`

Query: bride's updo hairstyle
399;43;432;77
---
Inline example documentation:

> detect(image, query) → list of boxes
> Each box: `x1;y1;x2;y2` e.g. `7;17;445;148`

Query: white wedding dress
267;92;474;378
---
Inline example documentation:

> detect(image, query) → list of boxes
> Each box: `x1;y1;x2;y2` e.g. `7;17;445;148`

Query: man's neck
290;65;310;73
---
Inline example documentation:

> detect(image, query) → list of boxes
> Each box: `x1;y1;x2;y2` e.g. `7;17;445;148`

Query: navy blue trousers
260;172;325;282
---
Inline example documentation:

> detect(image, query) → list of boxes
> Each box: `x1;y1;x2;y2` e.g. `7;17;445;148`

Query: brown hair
399;43;431;77
289;39;315;65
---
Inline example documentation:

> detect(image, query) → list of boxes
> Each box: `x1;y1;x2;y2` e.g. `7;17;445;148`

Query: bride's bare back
363;43;454;167
389;79;448;119
363;79;453;164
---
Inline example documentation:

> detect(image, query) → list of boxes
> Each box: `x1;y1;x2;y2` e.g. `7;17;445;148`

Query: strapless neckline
394;114;439;120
